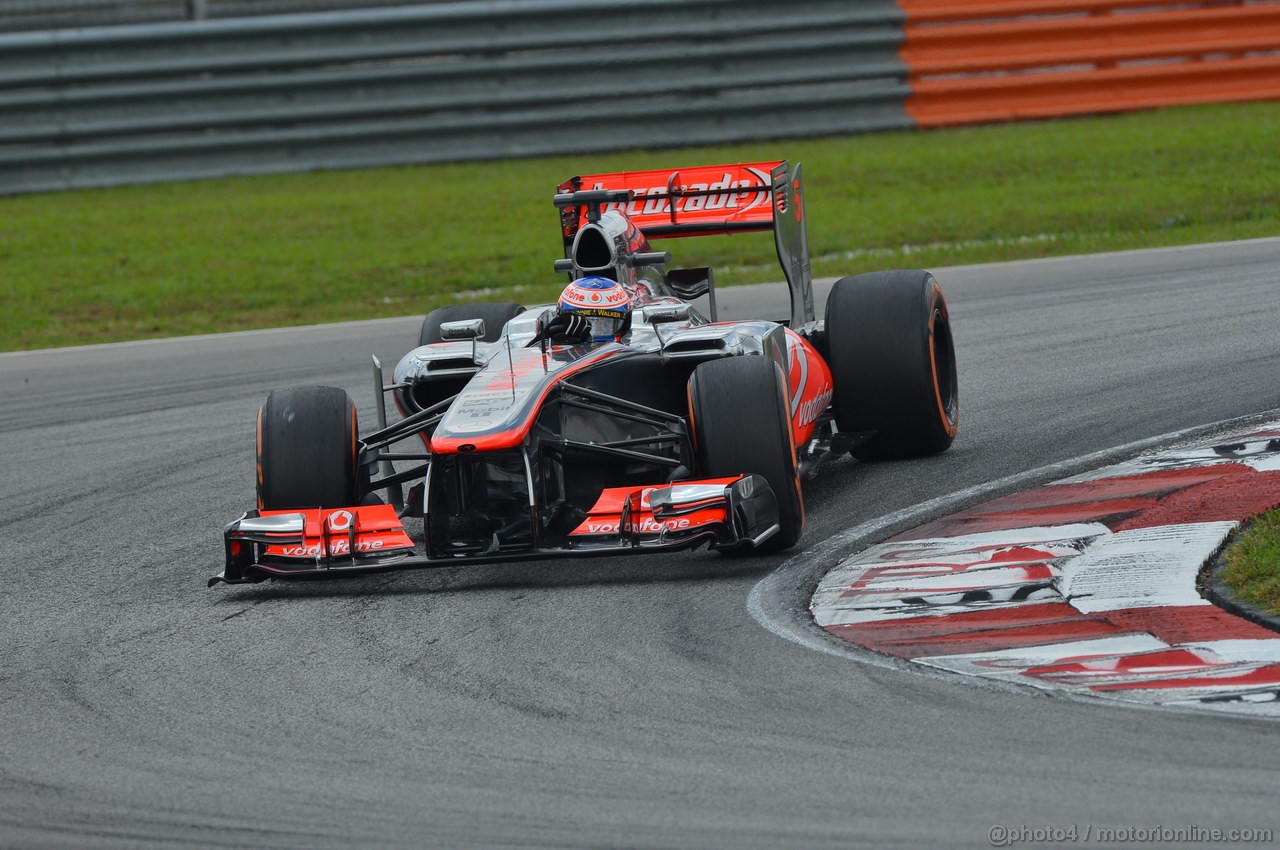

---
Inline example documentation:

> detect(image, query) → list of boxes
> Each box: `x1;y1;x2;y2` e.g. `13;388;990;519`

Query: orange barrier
898;0;1280;126
900;0;1240;22
910;54;1280;125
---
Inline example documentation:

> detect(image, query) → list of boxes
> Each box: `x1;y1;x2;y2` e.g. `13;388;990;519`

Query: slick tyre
824;270;959;461
257;385;361;510
688;355;804;554
418;302;526;347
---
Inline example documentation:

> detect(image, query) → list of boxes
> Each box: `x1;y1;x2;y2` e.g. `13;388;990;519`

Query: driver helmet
559;275;632;342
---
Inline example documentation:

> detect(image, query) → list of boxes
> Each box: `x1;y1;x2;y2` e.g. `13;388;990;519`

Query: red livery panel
569;478;741;538
785;329;834;447
258;504;414;560
560;161;782;239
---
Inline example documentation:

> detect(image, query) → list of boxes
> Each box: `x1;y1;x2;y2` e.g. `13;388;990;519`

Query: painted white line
732;236;1280;278
927;235;1280;274
12;237;1279;360
0;315;421;360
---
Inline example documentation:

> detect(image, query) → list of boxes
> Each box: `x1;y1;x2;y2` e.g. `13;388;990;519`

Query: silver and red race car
211;160;959;585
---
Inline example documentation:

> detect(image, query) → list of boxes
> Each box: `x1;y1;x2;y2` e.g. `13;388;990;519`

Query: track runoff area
785;413;1280;717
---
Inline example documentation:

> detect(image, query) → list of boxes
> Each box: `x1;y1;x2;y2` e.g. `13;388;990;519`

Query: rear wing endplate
556;161;814;328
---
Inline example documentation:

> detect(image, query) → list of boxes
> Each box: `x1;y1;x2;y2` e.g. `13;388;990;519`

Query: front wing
211;474;780;586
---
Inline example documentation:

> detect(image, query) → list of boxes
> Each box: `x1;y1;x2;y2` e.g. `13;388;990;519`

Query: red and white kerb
811;422;1280;716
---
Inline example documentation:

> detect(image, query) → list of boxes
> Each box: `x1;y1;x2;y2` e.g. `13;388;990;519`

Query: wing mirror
438;319;485;341
439;318;485;361
642;303;691;325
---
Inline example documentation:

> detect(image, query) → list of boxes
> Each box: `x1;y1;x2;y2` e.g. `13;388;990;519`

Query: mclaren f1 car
212;160;959;585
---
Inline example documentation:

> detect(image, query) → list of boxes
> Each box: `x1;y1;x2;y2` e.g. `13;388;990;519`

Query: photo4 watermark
988;824;1273;846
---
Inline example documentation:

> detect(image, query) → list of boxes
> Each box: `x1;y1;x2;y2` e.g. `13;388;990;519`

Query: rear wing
556;161;814;329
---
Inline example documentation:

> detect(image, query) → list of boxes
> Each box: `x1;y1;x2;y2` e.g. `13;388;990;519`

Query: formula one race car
211;161;958;585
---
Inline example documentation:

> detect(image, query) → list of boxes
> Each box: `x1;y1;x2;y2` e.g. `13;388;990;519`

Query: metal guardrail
0;1;181;33
0;0;457;33
0;0;911;195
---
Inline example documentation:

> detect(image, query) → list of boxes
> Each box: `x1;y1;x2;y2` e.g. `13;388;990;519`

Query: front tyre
688;356;804;553
257;385;361;510
825;270;958;460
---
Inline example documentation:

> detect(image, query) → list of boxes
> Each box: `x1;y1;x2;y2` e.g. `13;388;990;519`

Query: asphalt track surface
4;239;1280;848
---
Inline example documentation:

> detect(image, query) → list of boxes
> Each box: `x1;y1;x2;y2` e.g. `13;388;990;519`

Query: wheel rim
930;306;959;431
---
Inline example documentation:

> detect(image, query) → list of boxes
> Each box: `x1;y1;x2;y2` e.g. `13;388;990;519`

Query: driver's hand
532;312;592;345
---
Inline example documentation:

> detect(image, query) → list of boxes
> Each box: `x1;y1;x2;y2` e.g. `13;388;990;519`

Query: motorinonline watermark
989;824;1273;846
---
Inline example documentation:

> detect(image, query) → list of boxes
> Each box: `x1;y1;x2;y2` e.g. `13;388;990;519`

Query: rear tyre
418;302;525;347
688;356;804;554
257;386;361;510
825;270;958;460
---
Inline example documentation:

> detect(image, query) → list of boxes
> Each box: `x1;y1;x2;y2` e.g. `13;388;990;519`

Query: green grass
1221;510;1280;616
3;100;1279;351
